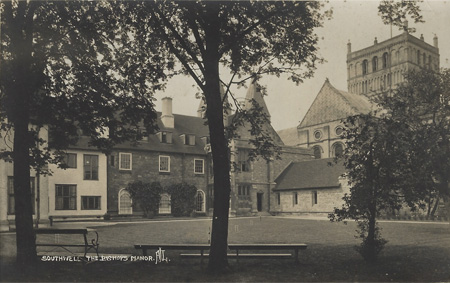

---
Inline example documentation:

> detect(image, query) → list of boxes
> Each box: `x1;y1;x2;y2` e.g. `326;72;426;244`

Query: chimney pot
161;97;174;128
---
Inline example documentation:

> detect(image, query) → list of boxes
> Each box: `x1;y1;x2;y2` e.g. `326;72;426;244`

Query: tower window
362;60;369;75
372;56;378;72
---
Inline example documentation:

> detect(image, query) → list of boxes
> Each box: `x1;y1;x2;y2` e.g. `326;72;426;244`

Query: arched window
195;190;205;212
362;60;369;75
159;193;171;214
382;52;389;68
417;50;421;65
372;56;378;72
332;143;344;158
312;145;322;159
118;189;132;215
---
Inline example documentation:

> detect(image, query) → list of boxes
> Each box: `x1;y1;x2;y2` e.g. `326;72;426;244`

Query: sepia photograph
1;0;449;282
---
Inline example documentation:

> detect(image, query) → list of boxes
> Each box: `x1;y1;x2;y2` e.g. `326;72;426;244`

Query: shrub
127;181;162;218
355;220;387;263
167;183;197;217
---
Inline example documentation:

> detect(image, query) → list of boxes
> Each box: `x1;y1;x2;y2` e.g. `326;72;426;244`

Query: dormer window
158;131;173;143
201;136;210;145
181;134;196;145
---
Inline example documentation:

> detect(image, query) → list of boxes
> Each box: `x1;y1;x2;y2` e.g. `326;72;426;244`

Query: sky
153;0;450;132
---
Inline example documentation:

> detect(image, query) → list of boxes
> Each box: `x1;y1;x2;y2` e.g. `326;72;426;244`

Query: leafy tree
378;0;424;33
329;113;409;262
376;69;450;217
167;183;197;217
124;1;327;272
0;0;170;265
127;181;163;218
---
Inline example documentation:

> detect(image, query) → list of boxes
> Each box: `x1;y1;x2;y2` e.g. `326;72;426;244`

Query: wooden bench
135;244;210;263
135;243;307;263
35;228;100;259
228;244;307;263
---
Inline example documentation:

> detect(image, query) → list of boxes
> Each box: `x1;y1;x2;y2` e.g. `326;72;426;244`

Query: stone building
107;97;211;216
347;30;439;97
272;158;347;216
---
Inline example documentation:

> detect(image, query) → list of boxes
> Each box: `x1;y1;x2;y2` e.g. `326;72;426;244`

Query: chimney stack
420;34;424;41
433;34;439;48
161;97;174;128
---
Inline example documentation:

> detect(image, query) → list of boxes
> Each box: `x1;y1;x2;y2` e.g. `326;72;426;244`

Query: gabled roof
274;158;345;191
277;127;300;146
299;79;373;128
244;82;271;121
113;112;209;155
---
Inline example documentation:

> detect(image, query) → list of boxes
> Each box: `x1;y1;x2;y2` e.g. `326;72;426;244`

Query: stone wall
107;149;209;215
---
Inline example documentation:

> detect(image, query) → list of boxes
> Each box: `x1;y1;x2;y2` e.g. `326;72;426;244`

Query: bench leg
236;250;239;264
200;250;204;265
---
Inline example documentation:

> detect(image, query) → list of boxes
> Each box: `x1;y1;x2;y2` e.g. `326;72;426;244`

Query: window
417;50;421;65
293;192;298;206
194;159;204;174
335;126;344;136
372;56;378;72
382;52;389;68
312;191;318;205
195;191;205;212
238;184;251;198
312;146;322;159
55;185;77;210
183;134;195;145
84;155;98;180
119;153;132;170
110;155;115;167
159;131;173;143
313;130;322;141
159;155;170;172
238;149;250;172
118;189;132;215
277;193;281;205
7;177;35;215
159;194;171;214
362;60;369;75
81;196;101;210
333;143;344;158
62;153;77;168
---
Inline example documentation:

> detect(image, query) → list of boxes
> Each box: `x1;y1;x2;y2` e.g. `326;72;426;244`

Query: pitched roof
277;127;300;146
299;79;373;128
274;158;345;191
244;82;271;120
113;112;209;155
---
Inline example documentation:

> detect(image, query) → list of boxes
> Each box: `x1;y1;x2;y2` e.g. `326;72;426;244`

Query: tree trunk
203;3;230;274
7;1;38;266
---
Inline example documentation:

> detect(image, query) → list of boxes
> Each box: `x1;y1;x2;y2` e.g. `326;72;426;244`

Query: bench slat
35;229;88;235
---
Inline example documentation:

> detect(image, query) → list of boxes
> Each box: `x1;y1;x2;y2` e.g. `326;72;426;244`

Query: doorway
257;192;263;212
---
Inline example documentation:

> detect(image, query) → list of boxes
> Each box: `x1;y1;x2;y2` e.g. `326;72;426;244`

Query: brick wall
107;149;209;215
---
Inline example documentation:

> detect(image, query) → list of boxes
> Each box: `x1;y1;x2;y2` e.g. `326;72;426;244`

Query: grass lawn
1;217;449;282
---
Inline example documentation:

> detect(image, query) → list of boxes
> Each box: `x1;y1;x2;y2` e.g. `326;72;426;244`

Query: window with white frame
81;196;101;210
83;154;99;180
55;184;77;210
159;155;170;172
119;153;132;170
195;190;205;212
194;159;204;174
8;177;35;215
62;153;77;168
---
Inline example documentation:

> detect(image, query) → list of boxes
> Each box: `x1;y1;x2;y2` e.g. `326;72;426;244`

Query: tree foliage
127;181;162;218
0;0;170;265
376;69;450;216
167;183;198;217
123;1;327;272
378;0;424;32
